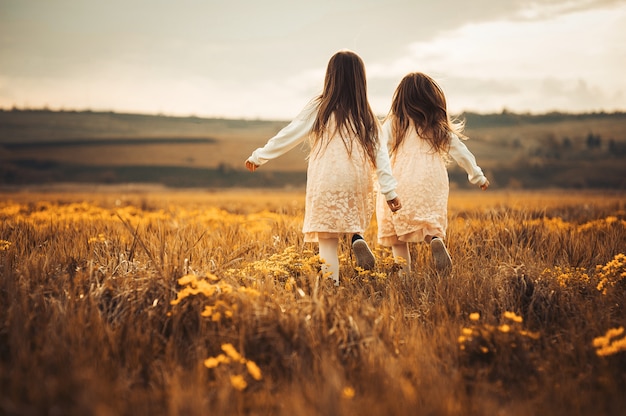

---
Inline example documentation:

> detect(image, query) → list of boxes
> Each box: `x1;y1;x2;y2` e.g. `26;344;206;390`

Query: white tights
318;237;340;286
392;242;411;273
392;235;441;274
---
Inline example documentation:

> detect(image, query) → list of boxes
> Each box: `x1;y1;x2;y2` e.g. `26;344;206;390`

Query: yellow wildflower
462;328;474;336
596;254;626;295
246;360;263;381
230;374;247;391
204;354;229;368
342;387;355;399
177;274;199;285
221;343;243;363
593;327;624;348
504;311;523;323
593;327;626;357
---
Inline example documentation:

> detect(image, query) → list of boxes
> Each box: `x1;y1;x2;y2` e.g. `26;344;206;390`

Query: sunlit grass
0;189;624;415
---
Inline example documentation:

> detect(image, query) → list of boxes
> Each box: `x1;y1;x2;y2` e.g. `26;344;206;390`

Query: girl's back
377;119;449;246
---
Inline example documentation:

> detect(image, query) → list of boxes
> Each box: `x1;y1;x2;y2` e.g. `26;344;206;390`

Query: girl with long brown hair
376;72;489;275
246;50;401;285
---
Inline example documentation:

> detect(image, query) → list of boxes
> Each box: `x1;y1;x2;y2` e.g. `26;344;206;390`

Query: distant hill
1;109;625;189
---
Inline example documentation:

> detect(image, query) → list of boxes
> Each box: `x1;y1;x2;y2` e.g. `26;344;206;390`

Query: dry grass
1;188;625;415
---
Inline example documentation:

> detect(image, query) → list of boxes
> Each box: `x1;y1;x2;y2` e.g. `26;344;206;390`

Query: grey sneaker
352;239;375;270
431;238;452;273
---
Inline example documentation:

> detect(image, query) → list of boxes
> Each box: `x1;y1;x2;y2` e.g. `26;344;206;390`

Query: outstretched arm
245;100;317;170
448;133;489;189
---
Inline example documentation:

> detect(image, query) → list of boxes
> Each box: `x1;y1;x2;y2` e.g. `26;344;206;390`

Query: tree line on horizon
2;106;626;123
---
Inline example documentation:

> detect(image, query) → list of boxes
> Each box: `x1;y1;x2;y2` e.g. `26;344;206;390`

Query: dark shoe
352;239;375;270
431;238;452;273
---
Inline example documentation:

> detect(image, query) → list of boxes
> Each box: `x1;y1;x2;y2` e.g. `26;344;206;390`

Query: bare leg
319;237;340;286
392;242;411;273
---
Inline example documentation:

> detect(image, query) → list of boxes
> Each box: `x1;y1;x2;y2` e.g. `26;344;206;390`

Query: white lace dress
247;100;398;242
376;120;487;246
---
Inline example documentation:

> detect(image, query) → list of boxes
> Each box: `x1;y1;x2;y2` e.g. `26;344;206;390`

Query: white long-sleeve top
380;120;486;186
247;100;399;200
448;133;488;186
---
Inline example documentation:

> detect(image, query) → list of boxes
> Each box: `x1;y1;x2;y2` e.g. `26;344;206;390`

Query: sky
1;0;625;120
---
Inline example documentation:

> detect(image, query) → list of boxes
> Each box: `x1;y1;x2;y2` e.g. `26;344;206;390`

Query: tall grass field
1;188;625;415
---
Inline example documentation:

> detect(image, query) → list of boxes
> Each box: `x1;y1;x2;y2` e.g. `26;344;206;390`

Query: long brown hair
311;50;379;166
388;72;464;155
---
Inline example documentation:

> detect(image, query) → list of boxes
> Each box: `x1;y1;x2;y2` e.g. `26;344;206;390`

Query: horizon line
2;105;626;122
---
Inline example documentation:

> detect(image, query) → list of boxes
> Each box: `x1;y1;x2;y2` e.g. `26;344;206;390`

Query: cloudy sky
1;0;625;119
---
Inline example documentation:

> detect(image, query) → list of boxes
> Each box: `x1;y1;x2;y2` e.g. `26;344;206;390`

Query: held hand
480;179;490;191
387;197;402;212
245;160;259;172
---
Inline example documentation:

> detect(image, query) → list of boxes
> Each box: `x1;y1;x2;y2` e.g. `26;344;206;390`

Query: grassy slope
1;109;625;189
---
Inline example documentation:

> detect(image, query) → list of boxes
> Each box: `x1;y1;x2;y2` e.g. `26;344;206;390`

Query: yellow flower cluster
518;215;626;234
170;273;260;322
593;327;626;357
0;201;290;237
15;201;112;225
0;204;21;217
541;265;591;288
204;343;263;391
353;248;397;283
458;311;540;355
523;216;571;231
577;216;626;232
596;253;626;295
228;245;321;284
170;274;265;390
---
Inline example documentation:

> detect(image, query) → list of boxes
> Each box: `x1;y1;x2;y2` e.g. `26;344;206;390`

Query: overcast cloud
1;0;624;119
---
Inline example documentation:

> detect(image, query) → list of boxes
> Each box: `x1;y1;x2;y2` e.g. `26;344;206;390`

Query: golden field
1;188;625;415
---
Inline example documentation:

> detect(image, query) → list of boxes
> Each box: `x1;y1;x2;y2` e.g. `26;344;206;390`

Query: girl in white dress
376;72;489;275
245;50;402;285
